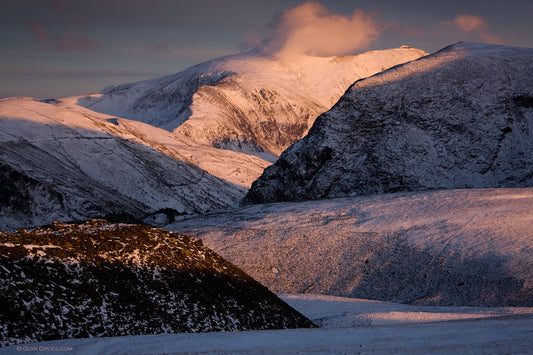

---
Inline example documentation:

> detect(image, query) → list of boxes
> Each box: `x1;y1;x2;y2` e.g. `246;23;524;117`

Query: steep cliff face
244;43;533;204
0;220;315;346
77;47;427;161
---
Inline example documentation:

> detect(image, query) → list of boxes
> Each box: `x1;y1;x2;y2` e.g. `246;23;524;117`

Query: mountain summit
77;47;427;161
244;43;533;204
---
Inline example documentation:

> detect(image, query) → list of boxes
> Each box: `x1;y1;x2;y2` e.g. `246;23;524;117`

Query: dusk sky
1;0;532;99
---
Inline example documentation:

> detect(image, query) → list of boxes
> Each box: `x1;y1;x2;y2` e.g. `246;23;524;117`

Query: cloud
241;1;382;59
26;23;102;52
442;14;502;44
451;14;486;34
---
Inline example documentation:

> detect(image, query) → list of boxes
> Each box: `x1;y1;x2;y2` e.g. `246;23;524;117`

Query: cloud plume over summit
242;1;381;59
441;14;502;45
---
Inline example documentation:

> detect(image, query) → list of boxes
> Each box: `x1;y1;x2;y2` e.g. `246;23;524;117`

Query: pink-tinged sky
0;0;531;98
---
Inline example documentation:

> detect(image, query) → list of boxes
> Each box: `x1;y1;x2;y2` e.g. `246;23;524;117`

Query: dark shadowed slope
244;43;533;204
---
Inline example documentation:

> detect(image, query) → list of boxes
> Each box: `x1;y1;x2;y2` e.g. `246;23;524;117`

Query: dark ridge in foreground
0;220;315;347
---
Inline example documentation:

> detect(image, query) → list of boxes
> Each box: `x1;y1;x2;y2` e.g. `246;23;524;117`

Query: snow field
2;293;532;354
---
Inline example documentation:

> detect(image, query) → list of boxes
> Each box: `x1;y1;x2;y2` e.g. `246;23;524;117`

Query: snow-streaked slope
244;43;533;203
0;97;269;230
169;188;533;306
3;298;531;354
76;47;427;160
0;221;314;346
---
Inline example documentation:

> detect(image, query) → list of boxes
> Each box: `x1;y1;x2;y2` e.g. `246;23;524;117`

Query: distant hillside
0;220;315;346
171;188;533;307
244;43;533;204
0;46;426;230
0;97;268;230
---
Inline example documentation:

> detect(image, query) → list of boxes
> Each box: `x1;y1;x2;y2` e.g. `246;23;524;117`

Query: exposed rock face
243;43;533;204
78;47;427;161
0;220;315;346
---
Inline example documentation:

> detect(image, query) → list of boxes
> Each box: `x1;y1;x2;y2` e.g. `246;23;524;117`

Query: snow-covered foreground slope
76;47;426;160
244;43;533;203
0;97;270;230
169;188;533;306
280;293;533;327
3;294;531;354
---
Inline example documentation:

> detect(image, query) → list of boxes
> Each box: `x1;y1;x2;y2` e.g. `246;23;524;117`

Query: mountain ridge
0;97;261;230
243;42;533;204
76;46;427;160
0;46;428;229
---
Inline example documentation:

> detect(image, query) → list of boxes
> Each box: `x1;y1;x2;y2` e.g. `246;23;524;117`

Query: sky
0;0;531;99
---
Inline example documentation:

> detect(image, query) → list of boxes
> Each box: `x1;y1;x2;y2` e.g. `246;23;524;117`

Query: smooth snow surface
280;293;533;327
169;188;533;306
3;293;532;354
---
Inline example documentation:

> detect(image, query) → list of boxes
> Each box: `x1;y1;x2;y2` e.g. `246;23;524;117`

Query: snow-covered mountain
0;220;315;346
77;47;426;161
1;46;427;230
170;188;533;307
244;43;533;203
0;97;270;230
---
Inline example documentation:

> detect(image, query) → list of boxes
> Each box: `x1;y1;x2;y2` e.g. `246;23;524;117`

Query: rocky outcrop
244;43;533;204
0;220;315;346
